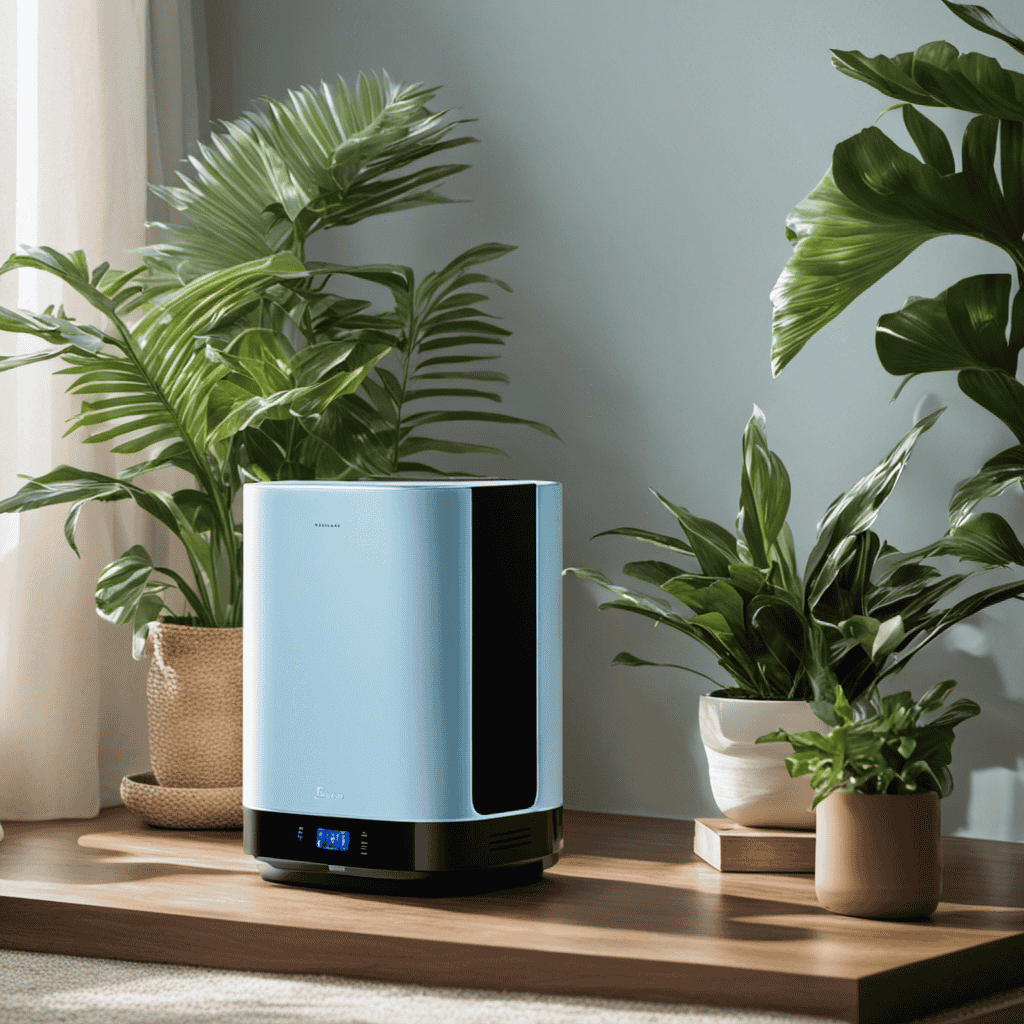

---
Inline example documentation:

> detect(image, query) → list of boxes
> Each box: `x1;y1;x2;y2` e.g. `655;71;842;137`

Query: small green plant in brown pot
756;681;977;919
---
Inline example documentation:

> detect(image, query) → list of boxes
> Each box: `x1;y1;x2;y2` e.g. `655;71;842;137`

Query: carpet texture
0;950;844;1023
2;950;1022;1024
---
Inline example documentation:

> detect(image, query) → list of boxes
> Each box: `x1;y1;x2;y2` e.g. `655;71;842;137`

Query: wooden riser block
694;817;816;872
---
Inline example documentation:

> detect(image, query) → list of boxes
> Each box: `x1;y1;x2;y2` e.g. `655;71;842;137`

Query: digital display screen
316;828;350;851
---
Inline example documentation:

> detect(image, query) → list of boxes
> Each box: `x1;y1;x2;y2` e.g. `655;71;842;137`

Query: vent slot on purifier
488;825;534;853
471;483;538;815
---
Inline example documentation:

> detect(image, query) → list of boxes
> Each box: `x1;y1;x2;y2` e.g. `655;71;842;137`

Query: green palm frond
0;247;313;643
327;242;561;476
141;71;477;289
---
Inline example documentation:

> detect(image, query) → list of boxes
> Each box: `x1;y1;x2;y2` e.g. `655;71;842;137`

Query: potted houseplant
771;1;1024;557
565;405;1024;829
0;72;556;828
756;680;979;919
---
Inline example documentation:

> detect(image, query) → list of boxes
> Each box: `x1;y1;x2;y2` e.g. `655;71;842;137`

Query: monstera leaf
771;113;1024;376
771;2;1024;593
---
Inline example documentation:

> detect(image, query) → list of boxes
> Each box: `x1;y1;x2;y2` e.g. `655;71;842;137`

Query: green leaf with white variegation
938;511;1024;565
736;404;791;567
805;408;943;608
948;444;1024;526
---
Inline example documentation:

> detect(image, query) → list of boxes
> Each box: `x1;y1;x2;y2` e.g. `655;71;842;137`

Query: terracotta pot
699;694;820;829
145;621;244;790
815;790;941;920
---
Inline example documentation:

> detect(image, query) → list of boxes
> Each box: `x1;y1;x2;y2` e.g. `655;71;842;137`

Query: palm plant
771;1;1024;554
141;70;557;478
0;247;385;655
565;406;1024;721
0;72;556;657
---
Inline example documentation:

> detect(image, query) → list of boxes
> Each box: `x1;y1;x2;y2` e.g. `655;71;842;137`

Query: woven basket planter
121;620;243;830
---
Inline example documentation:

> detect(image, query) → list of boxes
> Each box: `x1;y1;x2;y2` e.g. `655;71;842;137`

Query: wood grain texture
1;807;1022;1023
694;818;816;873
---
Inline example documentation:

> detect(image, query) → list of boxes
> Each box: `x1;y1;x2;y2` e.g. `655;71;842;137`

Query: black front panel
471;484;538;815
244;806;562;873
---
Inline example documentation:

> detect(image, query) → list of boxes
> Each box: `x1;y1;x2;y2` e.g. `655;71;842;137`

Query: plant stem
107;310;227;625
390;310;418;474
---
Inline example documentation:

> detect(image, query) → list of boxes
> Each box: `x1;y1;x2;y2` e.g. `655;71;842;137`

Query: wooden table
1;807;1022;1024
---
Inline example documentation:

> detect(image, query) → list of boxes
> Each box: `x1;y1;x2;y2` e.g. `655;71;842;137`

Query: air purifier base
256;854;557;896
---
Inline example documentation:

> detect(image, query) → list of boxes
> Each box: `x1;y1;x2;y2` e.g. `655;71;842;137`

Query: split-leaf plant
771;1;1024;558
565;406;1024;721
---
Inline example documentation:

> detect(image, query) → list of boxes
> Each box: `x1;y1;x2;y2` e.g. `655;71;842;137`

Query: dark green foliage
0;73;558;656
755;680;980;809
565;406;1024;710
772;2;1024;563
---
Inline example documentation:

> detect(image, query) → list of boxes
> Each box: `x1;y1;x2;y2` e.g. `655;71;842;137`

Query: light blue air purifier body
242;479;562;888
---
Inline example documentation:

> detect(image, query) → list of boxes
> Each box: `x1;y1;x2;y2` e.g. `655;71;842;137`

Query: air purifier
242;479;563;890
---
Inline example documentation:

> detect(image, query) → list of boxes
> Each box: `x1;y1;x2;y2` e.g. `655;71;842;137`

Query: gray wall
204;0;1024;838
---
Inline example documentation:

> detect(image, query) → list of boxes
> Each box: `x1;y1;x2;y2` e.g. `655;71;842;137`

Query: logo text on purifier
315;786;344;799
314;523;342;527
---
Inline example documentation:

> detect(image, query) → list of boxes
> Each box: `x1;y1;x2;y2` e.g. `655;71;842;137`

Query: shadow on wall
912;623;1024;841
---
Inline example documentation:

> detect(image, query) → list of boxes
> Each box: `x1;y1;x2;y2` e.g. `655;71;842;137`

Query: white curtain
0;0;206;826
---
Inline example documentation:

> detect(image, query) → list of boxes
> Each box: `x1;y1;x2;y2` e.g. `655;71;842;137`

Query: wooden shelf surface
1;806;1023;1023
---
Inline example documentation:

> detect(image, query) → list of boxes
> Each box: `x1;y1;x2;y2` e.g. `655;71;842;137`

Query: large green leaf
622;560;691;587
830;39;1024;119
0;464;218;622
942;1;1024;59
875;274;1016;382
805;408;943;608
956;367;1024;444
93;545;205;658
735;405;791;568
884;577;1024;679
141;72;478;286
948;443;1024;525
661;578;747;640
206;343;389;444
318;241;558;475
652;489;738;578
935;511;1024;565
0;247;147;323
771;123;1023;376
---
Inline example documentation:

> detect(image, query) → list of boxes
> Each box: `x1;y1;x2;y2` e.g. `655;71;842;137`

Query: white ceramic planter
699;694;822;830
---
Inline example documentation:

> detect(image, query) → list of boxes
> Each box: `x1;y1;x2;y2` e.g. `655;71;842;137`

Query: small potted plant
566;405;1024;829
756;680;978;919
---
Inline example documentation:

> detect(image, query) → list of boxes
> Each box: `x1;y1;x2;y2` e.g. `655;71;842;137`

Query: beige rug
2;950;1021;1023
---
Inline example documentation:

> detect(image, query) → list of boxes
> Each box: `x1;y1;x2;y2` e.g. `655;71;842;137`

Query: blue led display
316;828;350;851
